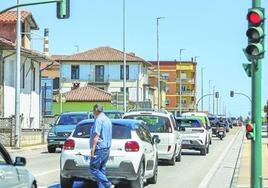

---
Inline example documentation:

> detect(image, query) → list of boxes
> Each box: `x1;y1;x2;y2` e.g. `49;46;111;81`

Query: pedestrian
90;104;113;188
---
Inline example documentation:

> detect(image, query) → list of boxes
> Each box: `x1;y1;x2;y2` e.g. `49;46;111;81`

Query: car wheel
175;149;182;162
147;159;158;184
60;175;74;188
130;162;144;188
209;137;212;145
206;144;209;154
31;182;37;188
168;152;176;166
48;146;56;153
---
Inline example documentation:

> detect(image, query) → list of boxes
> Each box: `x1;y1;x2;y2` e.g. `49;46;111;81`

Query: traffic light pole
251;1;263;188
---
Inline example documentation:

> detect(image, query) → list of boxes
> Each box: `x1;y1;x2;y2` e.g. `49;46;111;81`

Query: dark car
0;143;37;188
47;112;92;153
208;116;220;135
104;110;124;119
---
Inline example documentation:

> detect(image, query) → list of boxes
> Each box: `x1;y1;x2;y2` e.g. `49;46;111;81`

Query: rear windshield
124;115;170;133
56;114;89;125
104;112;122;119
176;119;202;128
73;123;131;139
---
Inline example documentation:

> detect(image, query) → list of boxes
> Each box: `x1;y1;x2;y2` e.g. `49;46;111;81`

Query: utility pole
213;86;215;114
123;0;127;112
15;0;21;148
201;67;204;112
179;49;186;115
156;17;164;112
208;80;211;113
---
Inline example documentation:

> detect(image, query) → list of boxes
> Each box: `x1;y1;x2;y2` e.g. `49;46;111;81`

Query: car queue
0;109;242;188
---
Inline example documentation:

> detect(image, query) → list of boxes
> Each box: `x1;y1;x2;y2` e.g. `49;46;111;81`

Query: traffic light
230;91;234;97
57;0;70;19
246;123;255;140
215;92;219;99
244;8;265;60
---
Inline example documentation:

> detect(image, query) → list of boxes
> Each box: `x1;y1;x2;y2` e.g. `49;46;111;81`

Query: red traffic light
246;123;253;132
247;12;262;25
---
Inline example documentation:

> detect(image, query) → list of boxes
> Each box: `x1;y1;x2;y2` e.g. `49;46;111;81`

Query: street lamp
208;80;212;113
200;66;204;112
123;0;127;112
179;48;186;115
157;17;165;112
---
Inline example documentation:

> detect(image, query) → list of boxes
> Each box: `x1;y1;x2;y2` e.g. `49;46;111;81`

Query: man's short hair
93;104;103;113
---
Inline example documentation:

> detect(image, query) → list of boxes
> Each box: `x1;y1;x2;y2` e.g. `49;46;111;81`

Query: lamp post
179;48;186;115
208;80;211;113
123;0;127;112
201;67;204;112
156;17;164;112
213;85;215;114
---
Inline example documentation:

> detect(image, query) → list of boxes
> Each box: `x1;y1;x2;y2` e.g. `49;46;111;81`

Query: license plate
219;132;224;135
182;140;191;145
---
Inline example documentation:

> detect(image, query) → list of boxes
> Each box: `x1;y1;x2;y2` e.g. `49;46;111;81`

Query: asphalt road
10;127;244;188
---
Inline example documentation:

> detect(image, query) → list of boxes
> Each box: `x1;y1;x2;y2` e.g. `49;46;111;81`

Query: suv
60;119;159;188
123;111;182;165
104;110;124;119
182;112;213;145
47;112;92;153
0;143;37;188
175;117;210;155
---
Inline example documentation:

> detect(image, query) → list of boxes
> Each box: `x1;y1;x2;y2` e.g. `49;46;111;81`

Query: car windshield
105;112;122;119
176;119;201;128
56;114;89;125
124;115;170;133
73;123;131;139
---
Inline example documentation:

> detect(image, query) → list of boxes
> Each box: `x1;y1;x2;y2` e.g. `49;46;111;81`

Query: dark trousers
90;148;111;188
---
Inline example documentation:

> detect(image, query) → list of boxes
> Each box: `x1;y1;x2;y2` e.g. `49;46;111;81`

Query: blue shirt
90;113;112;150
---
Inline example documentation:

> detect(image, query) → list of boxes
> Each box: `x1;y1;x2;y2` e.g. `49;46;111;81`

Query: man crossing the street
90;104;113;188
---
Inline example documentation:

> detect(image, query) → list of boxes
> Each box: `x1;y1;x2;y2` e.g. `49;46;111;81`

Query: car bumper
47;137;68;147
61;159;139;183
181;140;205;150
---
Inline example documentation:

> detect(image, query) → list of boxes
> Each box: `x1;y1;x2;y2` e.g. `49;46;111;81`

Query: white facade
60;62;150;102
2;51;40;129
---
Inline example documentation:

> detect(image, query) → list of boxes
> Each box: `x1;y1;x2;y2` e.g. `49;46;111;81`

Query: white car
60;119;159;188
0;143;37;188
123;111;182;165
181;112;213;145
175;117;210;155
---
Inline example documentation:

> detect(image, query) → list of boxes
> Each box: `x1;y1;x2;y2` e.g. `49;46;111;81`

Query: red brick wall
0;23;16;42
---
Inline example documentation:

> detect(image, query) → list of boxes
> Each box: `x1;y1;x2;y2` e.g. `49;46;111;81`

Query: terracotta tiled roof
0;37;51;62
0;11;38;29
56;46;150;64
64;86;111;102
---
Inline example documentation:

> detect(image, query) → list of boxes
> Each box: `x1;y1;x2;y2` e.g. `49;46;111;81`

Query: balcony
176;78;195;84
176;90;195;96
176;104;195;110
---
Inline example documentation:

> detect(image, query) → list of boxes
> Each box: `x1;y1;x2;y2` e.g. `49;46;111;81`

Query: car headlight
48;132;56;137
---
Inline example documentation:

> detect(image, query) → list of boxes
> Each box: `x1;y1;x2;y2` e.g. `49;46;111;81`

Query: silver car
0;143;36;188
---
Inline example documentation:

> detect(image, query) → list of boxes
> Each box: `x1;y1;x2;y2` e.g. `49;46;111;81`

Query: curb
6;144;47;154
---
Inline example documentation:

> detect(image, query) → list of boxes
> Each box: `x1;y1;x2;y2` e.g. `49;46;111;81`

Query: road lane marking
35;169;60;177
198;128;242;188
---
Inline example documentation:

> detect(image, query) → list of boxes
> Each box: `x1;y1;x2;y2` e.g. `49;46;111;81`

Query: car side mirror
152;135;160;144
14;157;26;166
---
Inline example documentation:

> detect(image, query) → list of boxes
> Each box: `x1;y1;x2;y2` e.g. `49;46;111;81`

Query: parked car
175;117;210;155
181;112;213;145
47;112;92;153
60;119;159;188
0;143;37;188
123;111;182;165
104;110;124;119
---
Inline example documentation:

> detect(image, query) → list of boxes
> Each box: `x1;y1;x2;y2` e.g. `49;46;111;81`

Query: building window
32;67;35;91
71;65;79;79
21;63;25;89
95;65;105;82
180;73;187;80
120;87;129;92
165;99;170;105
120;65;129;80
53;78;60;90
161;73;169;80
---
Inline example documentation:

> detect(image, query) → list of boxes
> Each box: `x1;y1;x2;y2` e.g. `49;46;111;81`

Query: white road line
198;129;242;188
35;169;60;177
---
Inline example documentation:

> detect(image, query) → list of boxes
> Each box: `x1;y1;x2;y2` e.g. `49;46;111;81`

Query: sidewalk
235;132;268;187
6;144;47;154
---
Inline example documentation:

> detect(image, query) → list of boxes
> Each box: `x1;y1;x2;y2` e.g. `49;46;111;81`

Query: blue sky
1;0;268;117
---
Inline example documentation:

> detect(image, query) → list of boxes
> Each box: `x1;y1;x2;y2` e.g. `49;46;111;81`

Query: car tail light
63;139;75;150
167;145;171;152
166;120;172;133
125;141;140;152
